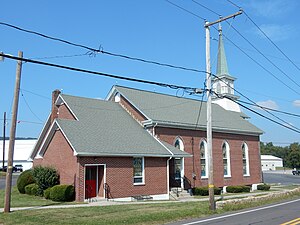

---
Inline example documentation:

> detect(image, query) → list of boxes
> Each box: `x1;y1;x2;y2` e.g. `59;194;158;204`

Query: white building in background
261;155;283;171
0;139;37;171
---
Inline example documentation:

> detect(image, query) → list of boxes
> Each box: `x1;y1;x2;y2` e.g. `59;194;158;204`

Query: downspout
167;156;172;198
152;123;158;136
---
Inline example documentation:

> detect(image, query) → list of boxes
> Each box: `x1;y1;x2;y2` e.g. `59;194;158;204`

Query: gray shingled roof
112;86;263;135
56;94;190;157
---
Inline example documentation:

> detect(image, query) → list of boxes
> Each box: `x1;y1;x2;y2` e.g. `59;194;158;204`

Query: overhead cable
0;53;199;94
221;95;300;134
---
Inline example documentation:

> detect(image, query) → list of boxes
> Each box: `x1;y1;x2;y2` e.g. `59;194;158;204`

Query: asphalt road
263;170;300;185
169;198;300;225
0;175;19;189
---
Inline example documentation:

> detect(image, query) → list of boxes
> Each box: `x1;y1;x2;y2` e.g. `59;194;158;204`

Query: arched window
200;140;208;178
242;143;250;176
222;141;231;177
174;138;184;180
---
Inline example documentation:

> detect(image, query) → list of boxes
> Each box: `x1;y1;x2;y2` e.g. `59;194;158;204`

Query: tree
287;143;300;169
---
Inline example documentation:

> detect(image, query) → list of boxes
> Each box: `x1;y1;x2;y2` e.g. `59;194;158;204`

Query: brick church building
30;27;263;202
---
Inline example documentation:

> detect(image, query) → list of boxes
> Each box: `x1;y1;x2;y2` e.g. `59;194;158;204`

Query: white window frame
200;140;208;178
242;143;250;176
222;141;231;177
133;157;145;185
174;137;184;188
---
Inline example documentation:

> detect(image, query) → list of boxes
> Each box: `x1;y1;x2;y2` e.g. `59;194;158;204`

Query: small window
133;157;144;184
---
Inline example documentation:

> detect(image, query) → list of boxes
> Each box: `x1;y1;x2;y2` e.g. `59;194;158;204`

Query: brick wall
155;127;262;188
78;157;168;201
33;130;80;200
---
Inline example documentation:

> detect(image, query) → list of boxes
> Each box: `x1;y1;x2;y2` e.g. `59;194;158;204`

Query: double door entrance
85;165;105;200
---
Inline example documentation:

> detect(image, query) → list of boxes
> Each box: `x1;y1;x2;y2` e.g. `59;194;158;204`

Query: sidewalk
0;188;290;213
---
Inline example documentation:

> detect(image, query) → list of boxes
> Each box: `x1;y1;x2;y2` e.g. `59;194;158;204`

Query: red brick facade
155;127;262;188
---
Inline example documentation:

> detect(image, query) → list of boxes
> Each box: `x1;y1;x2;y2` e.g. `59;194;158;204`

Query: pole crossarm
204;10;243;27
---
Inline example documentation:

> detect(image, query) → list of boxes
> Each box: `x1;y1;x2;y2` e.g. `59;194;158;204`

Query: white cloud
257;24;294;42
255;100;279;110
293;100;300;107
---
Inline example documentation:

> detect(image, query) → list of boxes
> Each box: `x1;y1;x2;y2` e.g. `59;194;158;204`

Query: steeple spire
212;23;241;112
216;23;229;76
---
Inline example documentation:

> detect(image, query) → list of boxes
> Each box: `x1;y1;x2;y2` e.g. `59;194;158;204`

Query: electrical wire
219;30;300;96
165;0;206;21
225;0;300;72
20;90;44;122
20;89;51;100
100;50;205;74
220;94;300;134
0;21;207;74
191;0;221;17
0;52;198;93
212;74;300;132
237;99;300;118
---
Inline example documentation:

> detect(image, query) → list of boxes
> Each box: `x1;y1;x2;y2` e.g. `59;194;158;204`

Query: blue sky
0;0;299;145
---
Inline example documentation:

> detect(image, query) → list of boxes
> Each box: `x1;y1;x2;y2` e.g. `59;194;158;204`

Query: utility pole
4;51;23;213
204;11;242;211
2;112;6;170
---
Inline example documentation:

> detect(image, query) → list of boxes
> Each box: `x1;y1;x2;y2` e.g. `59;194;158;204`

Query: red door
85;166;97;199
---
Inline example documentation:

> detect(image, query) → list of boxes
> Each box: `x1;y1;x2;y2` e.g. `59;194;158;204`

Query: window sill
134;183;145;186
224;175;231;178
243;174;250;177
201;176;208;179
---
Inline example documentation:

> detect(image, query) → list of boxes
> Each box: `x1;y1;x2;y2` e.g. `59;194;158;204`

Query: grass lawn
0;186;81;208
0;201;217;225
1;185;300;225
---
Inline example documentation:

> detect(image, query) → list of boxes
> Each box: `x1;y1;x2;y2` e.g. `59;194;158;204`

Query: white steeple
212;23;241;112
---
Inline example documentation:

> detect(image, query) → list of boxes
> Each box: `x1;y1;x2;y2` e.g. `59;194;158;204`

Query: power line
0;118;43;125
225;0;300;73
0;53;199;94
237;99;300;118
212;74;300;132
20;89;51;100
165;0;206;21
221;95;300;134
191;1;300;95
0;22;98;53
228;24;300;91
191;0;221;17
20;90;44;122
225;0;241;10
0;21;207;74
100;50;205;74
219;30;300;96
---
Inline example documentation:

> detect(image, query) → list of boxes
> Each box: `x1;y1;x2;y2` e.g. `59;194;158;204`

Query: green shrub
17;170;35;194
32;166;59;196
226;185;251;193
50;185;75;202
44;187;52;199
25;183;39;196
257;184;271;191
193;187;221;196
